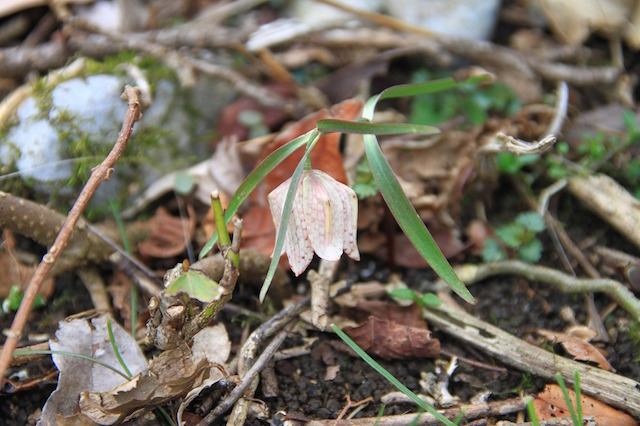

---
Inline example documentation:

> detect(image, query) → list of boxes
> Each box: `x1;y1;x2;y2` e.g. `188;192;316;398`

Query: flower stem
211;190;239;268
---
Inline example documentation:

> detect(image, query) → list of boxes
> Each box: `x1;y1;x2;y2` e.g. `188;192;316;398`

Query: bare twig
0;86;142;381
208;296;310;426
199;327;290;425
568;173;640;252
422;299;640;418
0;190;161;296
450;260;640;323
305;397;529;425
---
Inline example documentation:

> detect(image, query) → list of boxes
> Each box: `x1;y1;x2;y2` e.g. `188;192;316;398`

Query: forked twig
0;86;143;381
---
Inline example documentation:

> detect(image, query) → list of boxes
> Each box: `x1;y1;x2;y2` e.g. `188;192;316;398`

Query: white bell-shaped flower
268;169;360;276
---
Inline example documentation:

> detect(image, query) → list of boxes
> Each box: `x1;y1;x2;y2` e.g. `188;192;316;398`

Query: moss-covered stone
0;53;237;217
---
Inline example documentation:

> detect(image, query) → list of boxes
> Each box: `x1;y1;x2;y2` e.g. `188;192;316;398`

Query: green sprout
482;212;546;263
389;287;441;308
2;285;46;313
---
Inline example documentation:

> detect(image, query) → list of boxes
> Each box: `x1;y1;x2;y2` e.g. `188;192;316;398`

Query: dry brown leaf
343;316;440;360
533;384;636;426
565;325;598;342
138;205;196;258
532;0;640;48
382;128;479;224
79;345;209;425
39;315;148;426
346;300;426;329
537;329;614;371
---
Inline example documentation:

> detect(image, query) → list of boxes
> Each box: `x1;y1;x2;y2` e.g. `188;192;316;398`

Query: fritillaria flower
268;169;360;276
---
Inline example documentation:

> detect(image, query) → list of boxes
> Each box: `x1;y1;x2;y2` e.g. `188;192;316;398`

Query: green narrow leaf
388;288;417;301
555;373;580;426
362;75;491;119
526;398;540;426
259;133;321;302
317;119;440;136
13;349;129;380
199;129;319;259
332;324;457;426
364;134;474;303
166;271;220;303
574;370;582;424
106;317;132;378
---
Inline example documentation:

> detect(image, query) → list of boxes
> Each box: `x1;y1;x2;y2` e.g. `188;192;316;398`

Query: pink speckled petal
285;184;314;275
340;182;360;261
268;177;313;275
303;171;343;261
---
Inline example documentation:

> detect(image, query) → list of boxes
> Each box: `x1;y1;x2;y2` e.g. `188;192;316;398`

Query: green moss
85;51;138;76
30;78;54;119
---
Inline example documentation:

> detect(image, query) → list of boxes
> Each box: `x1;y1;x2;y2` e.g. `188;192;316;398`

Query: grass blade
364;133;474;303
362;75;490;119
555;372;580;426
573;370;582;424
526;397;540;426
107;317;132;378
199;129;319;258
317;119;440;136
13;349;130;380
332;324;456;426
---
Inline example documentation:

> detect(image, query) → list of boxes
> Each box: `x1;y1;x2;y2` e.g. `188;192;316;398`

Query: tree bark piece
568;174;640;251
422;299;640;419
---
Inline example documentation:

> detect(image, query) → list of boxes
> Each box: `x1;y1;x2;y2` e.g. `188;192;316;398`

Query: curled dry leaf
138;205;196;258
79;344;210;425
533;384;636;426
39;315;148;426
343;315;440;360
536;329;614;371
177;324;231;425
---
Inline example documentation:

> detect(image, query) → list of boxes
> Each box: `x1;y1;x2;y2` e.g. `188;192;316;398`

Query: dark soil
3;256;637;425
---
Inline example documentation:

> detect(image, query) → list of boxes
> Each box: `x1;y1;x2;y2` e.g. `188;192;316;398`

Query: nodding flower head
268;169;360;276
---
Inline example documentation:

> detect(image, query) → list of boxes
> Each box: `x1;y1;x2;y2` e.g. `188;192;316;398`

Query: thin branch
203;296;310;425
198;327;290;425
305;397;528;425
450;260;640;323
422;298;640;418
0;86;143;381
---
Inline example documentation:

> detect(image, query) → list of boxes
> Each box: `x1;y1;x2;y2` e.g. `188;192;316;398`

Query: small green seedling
410;70;521;126
482;212;546;263
2;285;46;313
389;287;441;308
497;152;540;175
353;158;378;199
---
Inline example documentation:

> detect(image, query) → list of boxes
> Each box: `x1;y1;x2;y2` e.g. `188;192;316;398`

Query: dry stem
0;86;142;381
423;299;640;418
305;397;528;425
451;260;640;323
